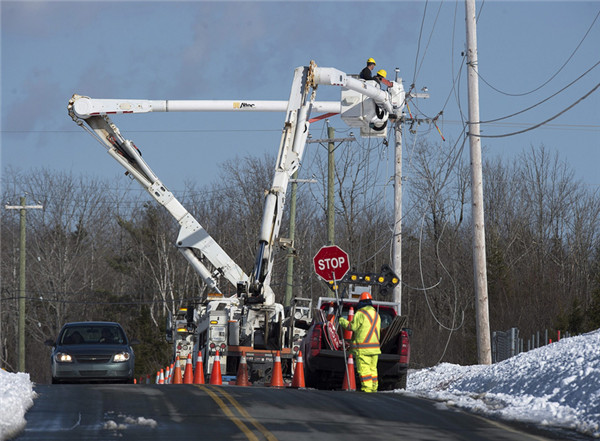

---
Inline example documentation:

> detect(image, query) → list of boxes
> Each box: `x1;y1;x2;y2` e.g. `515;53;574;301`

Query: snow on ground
1;328;598;440
405;328;600;438
0;370;35;440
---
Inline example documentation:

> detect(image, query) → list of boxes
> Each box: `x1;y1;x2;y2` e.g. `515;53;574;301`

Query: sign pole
330;273;350;388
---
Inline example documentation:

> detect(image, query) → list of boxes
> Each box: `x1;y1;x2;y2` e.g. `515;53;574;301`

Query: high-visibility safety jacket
339;305;381;355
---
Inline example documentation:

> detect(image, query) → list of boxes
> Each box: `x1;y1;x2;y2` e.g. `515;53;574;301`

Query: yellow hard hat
359;292;372;301
377;69;387;79
367;57;376;65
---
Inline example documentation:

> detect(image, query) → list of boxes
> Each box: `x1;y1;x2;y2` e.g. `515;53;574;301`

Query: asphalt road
13;384;579;441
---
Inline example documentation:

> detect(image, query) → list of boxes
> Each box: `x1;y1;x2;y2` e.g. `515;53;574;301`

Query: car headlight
113;352;131;362
55;352;73;363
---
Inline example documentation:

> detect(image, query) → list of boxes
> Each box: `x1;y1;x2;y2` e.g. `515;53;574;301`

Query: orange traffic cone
342;354;356;391
290;351;306;389
194;351;205;384
155;371;160;384
209;350;223;385
183;354;194;384
169;362;175;383
173;356;183;384
343;306;354;341
269;351;284;388
158;369;165;385
146;374;151;384
235;352;251;386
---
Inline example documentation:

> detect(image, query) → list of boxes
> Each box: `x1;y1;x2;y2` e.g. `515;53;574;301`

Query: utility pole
392;69;429;315
284;173;318;307
392;70;403;315
306;132;355;246
327;126;335;245
5;196;43;372
284;171;299;308
465;0;492;365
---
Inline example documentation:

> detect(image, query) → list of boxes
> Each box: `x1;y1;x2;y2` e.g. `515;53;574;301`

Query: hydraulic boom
68;61;405;303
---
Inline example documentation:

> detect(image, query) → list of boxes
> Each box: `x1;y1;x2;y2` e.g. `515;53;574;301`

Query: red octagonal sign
313;245;350;282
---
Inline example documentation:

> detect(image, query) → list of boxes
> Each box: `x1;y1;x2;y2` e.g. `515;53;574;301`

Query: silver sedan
46;321;138;384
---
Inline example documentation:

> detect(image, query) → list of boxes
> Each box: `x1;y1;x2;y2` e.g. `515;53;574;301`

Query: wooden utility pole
284;171;299;308
327;126;335;245
5;196;43;372
465;0;492;365
392;68;429;315
392;70;403;315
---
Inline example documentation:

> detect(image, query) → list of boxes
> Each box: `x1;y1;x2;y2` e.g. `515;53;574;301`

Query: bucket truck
68;61;406;383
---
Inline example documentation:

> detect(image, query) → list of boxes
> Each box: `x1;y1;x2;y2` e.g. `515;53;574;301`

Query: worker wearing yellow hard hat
360;57;377;81
339;292;381;392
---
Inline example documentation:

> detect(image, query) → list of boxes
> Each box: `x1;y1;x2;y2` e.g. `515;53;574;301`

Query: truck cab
300;296;411;391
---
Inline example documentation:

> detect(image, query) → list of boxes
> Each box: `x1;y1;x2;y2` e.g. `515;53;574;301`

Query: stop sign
313;245;350;282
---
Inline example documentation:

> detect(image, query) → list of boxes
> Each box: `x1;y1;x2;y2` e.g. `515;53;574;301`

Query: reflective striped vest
347;306;381;355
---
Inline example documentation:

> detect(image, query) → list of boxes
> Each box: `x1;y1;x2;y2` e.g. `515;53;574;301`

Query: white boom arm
67;100;248;293
71;97;342;118
68;61;404;305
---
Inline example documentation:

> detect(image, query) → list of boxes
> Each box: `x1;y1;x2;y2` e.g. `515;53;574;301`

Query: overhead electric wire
412;0;429;84
413;0;444;83
477;8;600;97
478;59;600;124
474;81;600;138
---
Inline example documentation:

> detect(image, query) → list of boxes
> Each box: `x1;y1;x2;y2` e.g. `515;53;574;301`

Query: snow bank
0;370;36;441
406;329;600;437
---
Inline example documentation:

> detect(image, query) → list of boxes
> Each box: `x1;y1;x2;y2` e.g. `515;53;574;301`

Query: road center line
215;387;278;441
195;385;269;441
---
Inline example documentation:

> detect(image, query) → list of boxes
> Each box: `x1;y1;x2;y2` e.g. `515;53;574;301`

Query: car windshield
60;325;126;345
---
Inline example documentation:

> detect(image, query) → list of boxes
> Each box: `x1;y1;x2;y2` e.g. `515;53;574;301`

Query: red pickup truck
299;297;410;390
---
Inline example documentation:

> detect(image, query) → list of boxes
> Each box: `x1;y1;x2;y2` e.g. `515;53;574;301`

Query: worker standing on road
360;58;377;81
339;292;381;392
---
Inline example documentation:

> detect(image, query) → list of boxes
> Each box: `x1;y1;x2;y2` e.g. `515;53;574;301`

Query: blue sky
1;1;599;196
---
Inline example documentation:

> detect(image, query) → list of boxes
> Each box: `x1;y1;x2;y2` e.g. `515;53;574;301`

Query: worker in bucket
359;57;377;81
338;292;381;392
374;69;387;85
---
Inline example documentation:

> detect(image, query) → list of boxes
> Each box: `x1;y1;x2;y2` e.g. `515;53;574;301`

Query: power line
478;59;600;124
473;82;600;139
477;8;600;97
0;295;201;306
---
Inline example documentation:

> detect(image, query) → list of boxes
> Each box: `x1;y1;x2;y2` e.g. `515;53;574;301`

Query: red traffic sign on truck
313;245;350;281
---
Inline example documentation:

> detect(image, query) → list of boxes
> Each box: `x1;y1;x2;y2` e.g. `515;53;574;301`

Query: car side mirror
44;339;55;347
129;339;141;345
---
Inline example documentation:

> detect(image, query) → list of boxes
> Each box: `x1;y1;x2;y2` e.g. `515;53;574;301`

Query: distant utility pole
284;171;299;308
5;196;43;373
306;131;355;247
465;0;492;365
284;173;318;307
327;126;335;245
